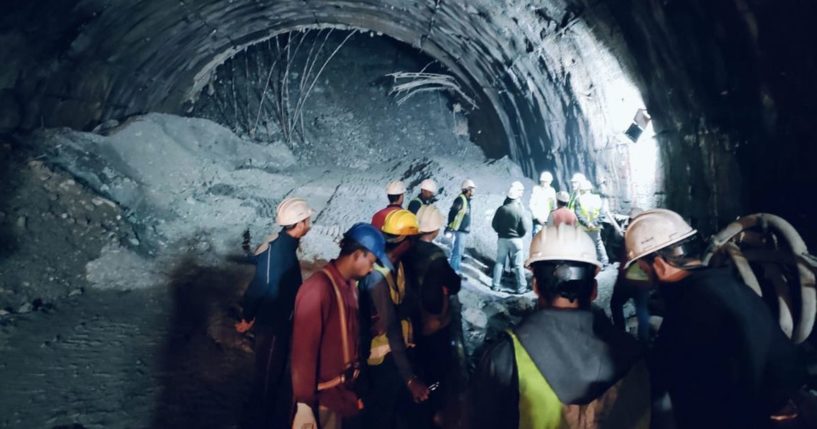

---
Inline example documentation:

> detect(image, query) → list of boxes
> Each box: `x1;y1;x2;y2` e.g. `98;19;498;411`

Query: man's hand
407;377;430;403
292;403;317;429
444;230;454;242
234;319;254;333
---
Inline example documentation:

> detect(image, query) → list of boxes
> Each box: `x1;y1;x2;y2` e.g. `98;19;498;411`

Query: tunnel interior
1;0;816;427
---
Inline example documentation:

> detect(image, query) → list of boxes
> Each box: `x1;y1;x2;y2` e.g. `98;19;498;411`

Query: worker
491;181;530;293
546;191;577;227
372;180;406;230
471;224;651;429
610;208;652;343
567;172;586;210
403;205;463;428
574;179;609;266
624;209;807;428
236;197;314;429
529;171;557;235
358;209;430;429
290;223;387;429
445;179;476;274
408;179;438;214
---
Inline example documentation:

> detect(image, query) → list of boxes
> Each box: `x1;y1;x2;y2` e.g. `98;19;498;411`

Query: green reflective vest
507;329;651;429
448;194;469;231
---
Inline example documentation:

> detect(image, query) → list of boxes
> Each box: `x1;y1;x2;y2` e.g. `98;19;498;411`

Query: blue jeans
492;238;526;291
449;231;467;273
586;229;609;265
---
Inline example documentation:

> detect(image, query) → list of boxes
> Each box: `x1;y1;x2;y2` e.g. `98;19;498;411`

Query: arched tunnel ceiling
2;0;816;241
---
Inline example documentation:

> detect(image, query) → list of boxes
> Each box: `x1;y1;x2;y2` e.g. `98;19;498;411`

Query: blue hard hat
343;223;388;263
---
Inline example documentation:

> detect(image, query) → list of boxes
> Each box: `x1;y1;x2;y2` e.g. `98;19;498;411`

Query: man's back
470;309;649;429
652;267;806;428
492;198;528;238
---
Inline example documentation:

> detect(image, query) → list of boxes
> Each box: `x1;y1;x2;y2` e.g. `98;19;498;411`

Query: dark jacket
358;262;418;383
447;193;472;233
241;231;302;331
403;240;461;315
470;308;648;429
491;198;529;239
650;267;806;428
407;194;435;214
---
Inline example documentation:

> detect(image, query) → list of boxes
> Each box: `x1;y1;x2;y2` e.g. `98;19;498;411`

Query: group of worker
236;175;811;429
490;171;612;293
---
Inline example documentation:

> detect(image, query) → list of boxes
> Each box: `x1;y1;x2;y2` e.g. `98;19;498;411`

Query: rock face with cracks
3;1;815;241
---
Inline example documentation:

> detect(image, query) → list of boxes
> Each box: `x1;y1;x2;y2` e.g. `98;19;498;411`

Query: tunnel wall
1;0;815;242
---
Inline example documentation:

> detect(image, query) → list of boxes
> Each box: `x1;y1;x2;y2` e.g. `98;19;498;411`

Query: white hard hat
539;171;553;182
526;224;601;269
276;197;315;226
415;205;445;233
624;209;697;269
579;179;593;191
419;179;438;194
386;180;406;195
507;181;524;199
461;179;477;190
556;191;570;203
571;173;586;183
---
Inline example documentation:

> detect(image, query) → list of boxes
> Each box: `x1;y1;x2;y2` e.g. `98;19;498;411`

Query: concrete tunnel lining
8;0;650;198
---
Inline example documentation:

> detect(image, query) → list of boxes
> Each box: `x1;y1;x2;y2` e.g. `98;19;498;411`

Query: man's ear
531;276;540;297
653;256;687;282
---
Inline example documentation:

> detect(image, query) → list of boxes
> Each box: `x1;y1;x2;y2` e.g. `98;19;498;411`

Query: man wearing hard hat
408;179;438;215
446;179;476;274
372;180;407;230
236;197;314;429
624;209;806;428
491;181;530;293
471;224;650;429
529;171;557;235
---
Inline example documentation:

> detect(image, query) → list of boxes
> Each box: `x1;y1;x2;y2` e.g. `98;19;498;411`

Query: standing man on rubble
404;205;463;428
574;180;609;266
358;209;430;429
408;179;438;215
529;171;557;235
491;181;530;293
290;223;388;429
372;180;406;230
237;197;314;429
471;224;651;429
624;209;806;428
446;179;476;274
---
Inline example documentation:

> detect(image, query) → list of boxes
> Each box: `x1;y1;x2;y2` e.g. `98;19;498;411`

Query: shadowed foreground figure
236;197;314;429
471;224;650;429
624;209;807;428
290;223;388;429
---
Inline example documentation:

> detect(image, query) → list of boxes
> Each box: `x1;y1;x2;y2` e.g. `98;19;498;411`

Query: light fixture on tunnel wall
625;108;652;142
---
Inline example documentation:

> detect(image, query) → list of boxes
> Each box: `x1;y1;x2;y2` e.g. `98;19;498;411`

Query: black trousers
242;327;293;429
361;354;426;429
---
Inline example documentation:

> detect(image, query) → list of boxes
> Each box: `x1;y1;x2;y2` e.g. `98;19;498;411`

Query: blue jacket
241;231;302;331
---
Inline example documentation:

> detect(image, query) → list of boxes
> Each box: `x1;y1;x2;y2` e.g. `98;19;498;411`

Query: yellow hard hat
381;209;420;237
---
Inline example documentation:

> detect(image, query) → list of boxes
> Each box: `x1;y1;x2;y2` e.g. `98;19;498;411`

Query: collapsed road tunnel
1;0;816;427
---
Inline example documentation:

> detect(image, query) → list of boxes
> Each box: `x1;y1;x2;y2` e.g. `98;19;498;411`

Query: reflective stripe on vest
367;263;414;365
578;194;602;225
448;194;469;231
507;330;564;429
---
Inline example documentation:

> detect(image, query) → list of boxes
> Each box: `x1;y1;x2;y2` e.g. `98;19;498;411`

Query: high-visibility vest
448;194;469;231
507;329;651;429
366;262;414;365
576;193;602;230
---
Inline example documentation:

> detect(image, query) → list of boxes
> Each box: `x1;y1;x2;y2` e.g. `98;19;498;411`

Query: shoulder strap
321;268;351;366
